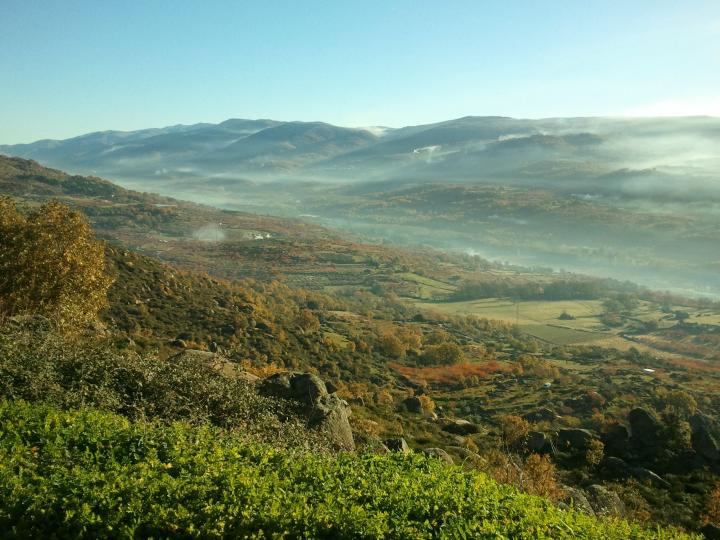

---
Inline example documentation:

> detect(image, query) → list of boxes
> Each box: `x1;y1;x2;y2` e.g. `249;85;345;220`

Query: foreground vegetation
0;400;695;539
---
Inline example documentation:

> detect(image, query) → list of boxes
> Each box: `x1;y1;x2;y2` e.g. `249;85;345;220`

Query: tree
379;333;406;358
0;198;113;331
295;309;320;333
586;439;605;467
501;414;531;451
703;481;720;526
663;390;697;419
420;342;464;365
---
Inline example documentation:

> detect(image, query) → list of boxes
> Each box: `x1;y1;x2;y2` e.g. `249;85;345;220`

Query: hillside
3;157;720;533
5;115;718;298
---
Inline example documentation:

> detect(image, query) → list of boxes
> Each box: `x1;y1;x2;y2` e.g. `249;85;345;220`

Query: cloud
192;224;225;242
621;97;720;117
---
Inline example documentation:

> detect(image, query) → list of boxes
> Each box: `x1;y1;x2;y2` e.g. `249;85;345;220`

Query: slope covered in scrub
0;400;695;539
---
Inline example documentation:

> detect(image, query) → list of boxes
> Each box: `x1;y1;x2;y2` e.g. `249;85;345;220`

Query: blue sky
1;0;719;143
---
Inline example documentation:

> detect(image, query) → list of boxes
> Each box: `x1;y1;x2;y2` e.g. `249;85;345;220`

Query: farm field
413;298;611;344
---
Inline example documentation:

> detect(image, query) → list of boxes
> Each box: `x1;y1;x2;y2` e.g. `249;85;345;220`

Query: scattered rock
259;371;354;451
560;486;595;516
669;450;707;474
446;446;483;466
601;456;628;476
585;485;626;517
423;447;454;464
628;408;662;444
260;372;327;405
442;419;479;435
601;423;630;456
168;349;258;382
701;523;720;540
385;438;411;453
522;408;557;423
692;426;720;462
527;431;550;453
403;396;423;413
557;428;595;452
629;467;670;488
310;394;354;451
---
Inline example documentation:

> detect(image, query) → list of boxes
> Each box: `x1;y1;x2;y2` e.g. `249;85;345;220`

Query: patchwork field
413;298;611;343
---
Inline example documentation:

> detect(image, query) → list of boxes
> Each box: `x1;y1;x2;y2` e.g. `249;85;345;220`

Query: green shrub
0;326;328;452
0;401;696;539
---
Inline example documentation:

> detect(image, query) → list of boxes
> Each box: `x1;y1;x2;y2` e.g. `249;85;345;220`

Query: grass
414;298;612;346
0;400;697;539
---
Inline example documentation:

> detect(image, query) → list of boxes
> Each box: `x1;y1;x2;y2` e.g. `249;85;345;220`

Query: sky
1;0;719;144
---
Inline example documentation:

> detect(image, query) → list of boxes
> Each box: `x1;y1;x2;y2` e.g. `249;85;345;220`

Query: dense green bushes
0;324;328;451
0;401;696;539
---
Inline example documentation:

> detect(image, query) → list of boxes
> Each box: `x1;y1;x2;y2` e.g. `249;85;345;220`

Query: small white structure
543;382;553;389
642;368;656;374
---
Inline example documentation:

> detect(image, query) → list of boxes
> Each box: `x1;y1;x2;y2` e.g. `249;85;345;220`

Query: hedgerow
0;401;696;539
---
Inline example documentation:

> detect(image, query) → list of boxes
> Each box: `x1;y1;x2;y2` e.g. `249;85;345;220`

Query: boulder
557;428;595;452
669;450;707;474
690;412;718;434
628;408;662;444
446;446;483;466
309;393;355;451
692;426;720;462
527;431;550;453
601;456;628;476
385;438;411;453
442;419;479;435
585;485;626;517
601;423;630;456
701;523;720;540
522;408;557;423
560;486;595;516
629;467;670;488
403;396;423;413
423;447;454;464
260;371;354;451
168;350;259;383
259;372;327;405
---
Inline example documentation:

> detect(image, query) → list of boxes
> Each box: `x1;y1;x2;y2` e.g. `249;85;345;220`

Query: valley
3;155;720;532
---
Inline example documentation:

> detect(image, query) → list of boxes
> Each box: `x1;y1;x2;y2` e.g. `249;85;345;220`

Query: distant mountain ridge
2;115;719;199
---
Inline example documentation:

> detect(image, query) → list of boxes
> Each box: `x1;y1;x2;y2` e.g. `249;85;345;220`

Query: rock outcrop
385;438;411;453
628;408;662;444
560;486;595;516
527;431;551;453
442;419;479;435
260;372;355;451
692;425;720;462
584;485;626;517
557;428;595;452
168;350;260;383
403;396;423;413
423;447;454;464
601;423;630;456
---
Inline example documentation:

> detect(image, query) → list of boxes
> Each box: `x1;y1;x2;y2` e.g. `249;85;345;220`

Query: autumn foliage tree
703;481;720;526
0;198;113;331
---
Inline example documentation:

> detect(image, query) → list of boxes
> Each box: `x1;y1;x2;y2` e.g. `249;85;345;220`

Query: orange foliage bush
389;361;510;385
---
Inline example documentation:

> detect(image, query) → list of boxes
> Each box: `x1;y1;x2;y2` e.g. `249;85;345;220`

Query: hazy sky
2;0;719;143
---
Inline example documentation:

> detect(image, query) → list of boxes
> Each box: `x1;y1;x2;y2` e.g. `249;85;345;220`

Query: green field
413;298;614;345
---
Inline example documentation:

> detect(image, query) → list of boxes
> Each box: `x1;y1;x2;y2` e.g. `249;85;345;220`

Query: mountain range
3;116;719;200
